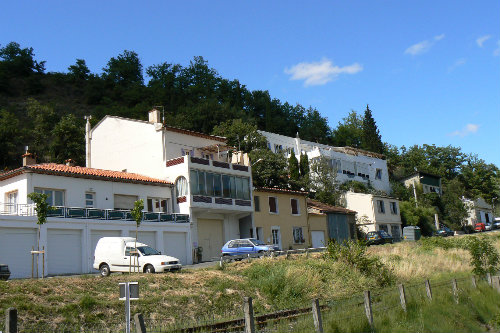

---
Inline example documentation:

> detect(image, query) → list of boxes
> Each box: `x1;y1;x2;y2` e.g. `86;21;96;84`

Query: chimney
148;109;161;123
22;152;36;166
65;159;76;167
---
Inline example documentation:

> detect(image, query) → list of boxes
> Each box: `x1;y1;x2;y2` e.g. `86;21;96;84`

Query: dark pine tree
361;105;384;154
289;153;300;182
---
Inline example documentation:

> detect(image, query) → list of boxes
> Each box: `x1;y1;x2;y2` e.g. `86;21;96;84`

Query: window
256;227;263;241
114;194;138;210
147;198;169;213
390;202;398;215
213;174;222;197
271;228;280;247
376;200;385;214
125;246;138;256
85;192;95;208
206;173;215;196
222;175;231;198
293;227;304;244
269;197;278;214
379;224;388;232
375;169;382;180
254;196;260;212
34;188;64;206
190;170;251;200
228;241;238;248
197;171;206;195
291;198;300;215
5;190;18;214
391;225;401;240
176;176;188;197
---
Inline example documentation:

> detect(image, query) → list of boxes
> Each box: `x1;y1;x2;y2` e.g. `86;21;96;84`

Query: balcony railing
0;203;189;223
165;155;250;172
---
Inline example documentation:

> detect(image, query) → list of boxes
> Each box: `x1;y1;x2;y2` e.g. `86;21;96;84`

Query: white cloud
405;34;445;55
494;40;500;56
449;123;480;137
448;58;466;73
284;58;363;86
476;35;491;47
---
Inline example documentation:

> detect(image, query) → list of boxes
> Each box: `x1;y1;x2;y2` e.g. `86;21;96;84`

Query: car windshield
138;246;160;256
249;239;266;246
379;230;390;237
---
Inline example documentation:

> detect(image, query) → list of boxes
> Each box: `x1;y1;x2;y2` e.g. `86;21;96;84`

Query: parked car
221;238;275;256
485;223;493;231
0;264;10;280
365;230;393;245
494;219;500;229
435;226;454;237
93;237;181;277
474;223;486;232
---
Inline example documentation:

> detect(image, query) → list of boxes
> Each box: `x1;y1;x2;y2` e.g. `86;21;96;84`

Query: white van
93;237;182;277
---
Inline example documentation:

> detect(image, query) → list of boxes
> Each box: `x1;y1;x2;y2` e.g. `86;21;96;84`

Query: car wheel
144;264;155;274
99;264;110;277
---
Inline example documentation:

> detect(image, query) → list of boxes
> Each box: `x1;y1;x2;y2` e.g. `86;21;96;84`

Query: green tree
68;59;90;81
212;119;267;153
27;192;53;251
441;178;468;230
460;155;500;202
310;156;340;206
249;149;288;188
50;114;85;165
0;109;21;168
130;199;144;273
399;201;436;236
103;50;144;86
299;153;309;177
26;98;58;161
361;105;384;154
288;153;300;190
330;110;363;148
0;41;45;76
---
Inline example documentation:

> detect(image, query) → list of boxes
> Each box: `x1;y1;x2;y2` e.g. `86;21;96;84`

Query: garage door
129;231;156;249
163;232;187;265
0;227;37;278
311;231;326;248
47;229;82;276
91;230;122;272
197;218;223;261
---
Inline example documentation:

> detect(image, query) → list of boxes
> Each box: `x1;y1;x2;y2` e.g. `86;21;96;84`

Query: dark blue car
221;238;274;256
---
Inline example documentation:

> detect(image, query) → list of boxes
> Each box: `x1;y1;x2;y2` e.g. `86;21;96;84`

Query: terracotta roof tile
307;198;356;214
0;164;171;186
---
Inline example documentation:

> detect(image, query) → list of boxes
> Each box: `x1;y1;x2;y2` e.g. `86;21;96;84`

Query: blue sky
1;1;499;166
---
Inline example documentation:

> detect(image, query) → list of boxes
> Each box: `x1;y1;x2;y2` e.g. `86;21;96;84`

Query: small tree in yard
27;192;53;277
130;199;144;273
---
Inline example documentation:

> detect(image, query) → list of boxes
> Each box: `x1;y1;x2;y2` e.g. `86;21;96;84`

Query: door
47;229;82;275
197;218;224;261
311;231;326;248
0;227;37;278
163;232;188;265
271;227;281;250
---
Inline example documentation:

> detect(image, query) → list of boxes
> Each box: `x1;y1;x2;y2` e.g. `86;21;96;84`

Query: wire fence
2;274;497;333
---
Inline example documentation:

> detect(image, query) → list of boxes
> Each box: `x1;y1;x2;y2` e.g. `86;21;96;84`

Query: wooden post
31;246;34;279
134;313;147;333
243;297;256;333
42;246;45;278
312;298;323;333
494;276;500;293
452;279;458;304
364;291;374;329
5;307;17;333
398;284;407;312
487;273;492;286
425;280;433;301
306;248;310;258
471;275;477;288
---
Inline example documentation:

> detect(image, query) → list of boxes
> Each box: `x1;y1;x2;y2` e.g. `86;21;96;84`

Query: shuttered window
269;197;278;214
114;194;138;210
291;198;299;215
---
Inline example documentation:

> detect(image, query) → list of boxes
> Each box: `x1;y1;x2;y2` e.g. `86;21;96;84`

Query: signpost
119;282;139;333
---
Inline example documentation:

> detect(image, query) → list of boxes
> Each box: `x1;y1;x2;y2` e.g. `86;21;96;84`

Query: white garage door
47;229;82;276
163;232;187;265
0;227;37;278
311;231;326;248
129;231;156;249
91;230;122;272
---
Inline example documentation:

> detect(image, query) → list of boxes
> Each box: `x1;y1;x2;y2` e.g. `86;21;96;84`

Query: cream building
463;197;493;226
402;172;442;196
343;191;402;240
253;187;309;250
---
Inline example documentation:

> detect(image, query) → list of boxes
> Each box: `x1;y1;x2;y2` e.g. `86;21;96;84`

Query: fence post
425;280;433;301
452;279;459;304
494;276;500;293
398;284;407;312
243;297;256;333
471;275;477;288
312;298;323;333
286;250;290;259
487;273;492;286
5;307;17;333
134;313;147;333
364;290;374;329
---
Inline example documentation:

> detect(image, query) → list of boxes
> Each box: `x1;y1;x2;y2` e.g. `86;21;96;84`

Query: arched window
176;176;188;197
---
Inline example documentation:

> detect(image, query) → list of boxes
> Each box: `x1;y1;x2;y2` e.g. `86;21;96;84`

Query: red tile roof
254;186;309;196
0;164;172;186
307;199;356;214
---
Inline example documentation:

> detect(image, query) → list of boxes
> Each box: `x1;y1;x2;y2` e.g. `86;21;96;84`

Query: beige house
402;172;442;196
463;197;493;225
307;199;357;248
343;192;403;240
253;187;309;250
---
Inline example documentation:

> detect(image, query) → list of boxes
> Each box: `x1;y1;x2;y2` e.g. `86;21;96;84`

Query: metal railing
0;203;189;223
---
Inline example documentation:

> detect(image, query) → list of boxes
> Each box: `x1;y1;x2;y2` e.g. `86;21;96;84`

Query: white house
258;130;391;194
89;110;255;261
343;192;403;240
463;197;493;226
0;159;191;278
